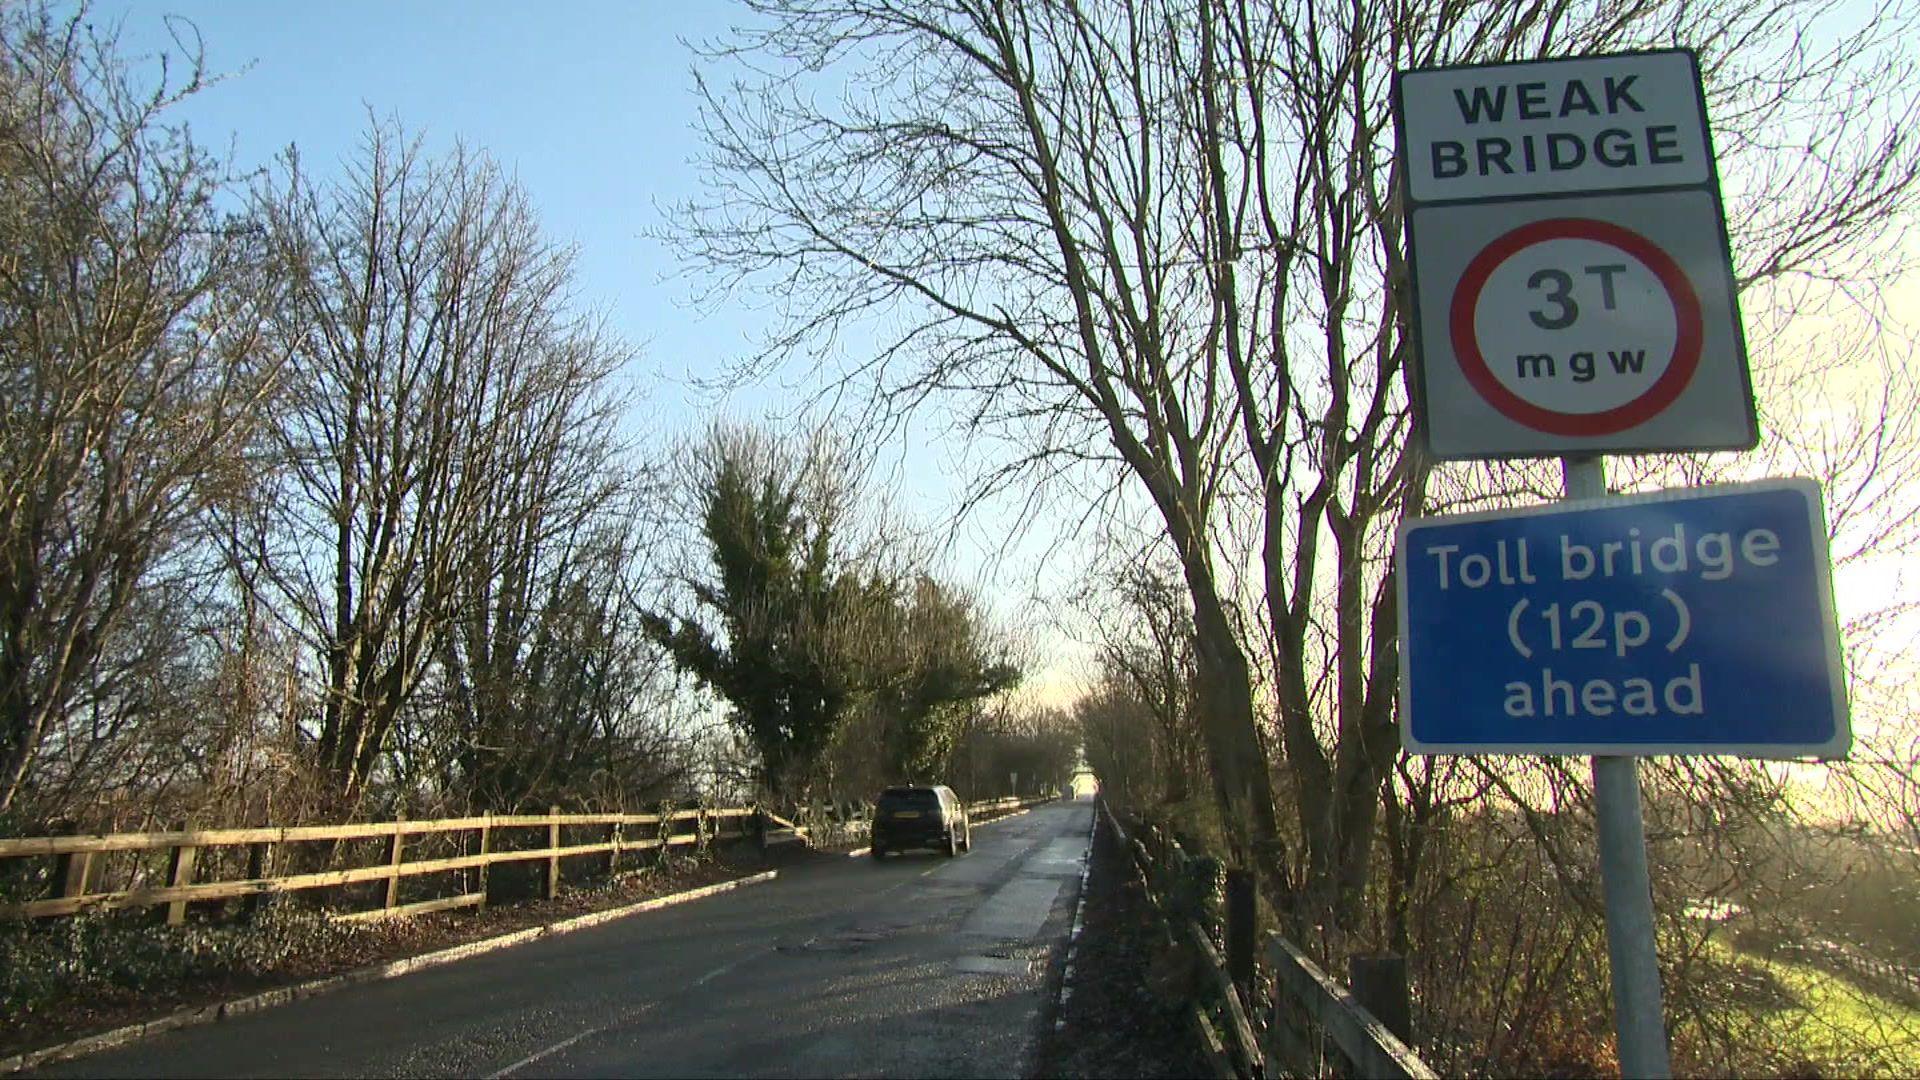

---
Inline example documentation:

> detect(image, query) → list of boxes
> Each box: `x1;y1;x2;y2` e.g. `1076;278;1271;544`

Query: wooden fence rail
0;806;751;924
1101;799;1437;1080
1;795;1053;927
1100;799;1259;1079
1264;934;1436;1080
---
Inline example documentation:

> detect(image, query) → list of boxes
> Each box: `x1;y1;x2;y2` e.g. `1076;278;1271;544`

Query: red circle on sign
1449;218;1704;436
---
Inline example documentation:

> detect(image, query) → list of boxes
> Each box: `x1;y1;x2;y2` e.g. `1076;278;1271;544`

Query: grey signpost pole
1564;455;1672;1079
1393;49;1781;1080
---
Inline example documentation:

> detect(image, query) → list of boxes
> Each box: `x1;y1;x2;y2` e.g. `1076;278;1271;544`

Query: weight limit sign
1450;217;1702;437
1404;189;1756;459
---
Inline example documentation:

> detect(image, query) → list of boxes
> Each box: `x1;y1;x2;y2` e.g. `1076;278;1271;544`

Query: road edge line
1051;802;1099;1034
0;870;779;1076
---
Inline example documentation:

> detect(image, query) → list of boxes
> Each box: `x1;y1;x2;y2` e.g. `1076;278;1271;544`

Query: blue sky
97;1;762;395
93;0;1095;698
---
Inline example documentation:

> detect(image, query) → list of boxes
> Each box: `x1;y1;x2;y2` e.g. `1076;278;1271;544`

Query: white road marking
486;1009;645;1080
694;942;779;987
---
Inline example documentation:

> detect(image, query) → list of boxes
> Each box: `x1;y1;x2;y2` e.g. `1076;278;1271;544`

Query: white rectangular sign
1395;49;1756;460
1400;51;1712;203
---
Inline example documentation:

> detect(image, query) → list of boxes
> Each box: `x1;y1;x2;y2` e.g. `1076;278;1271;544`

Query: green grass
1755;952;1920;1075
1691;936;1920;1077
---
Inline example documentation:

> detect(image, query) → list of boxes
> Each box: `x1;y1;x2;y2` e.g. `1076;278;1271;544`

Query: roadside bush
0;902;372;1025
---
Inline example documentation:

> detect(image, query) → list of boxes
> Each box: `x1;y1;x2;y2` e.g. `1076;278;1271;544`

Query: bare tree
680;0;1920;934
424;309;643;811
428;497;694;813
1077;554;1204;804
0;5;278;817
243;121;632;812
1073;672;1160;808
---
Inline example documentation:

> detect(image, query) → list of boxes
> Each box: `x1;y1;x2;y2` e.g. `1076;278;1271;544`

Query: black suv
871;785;971;858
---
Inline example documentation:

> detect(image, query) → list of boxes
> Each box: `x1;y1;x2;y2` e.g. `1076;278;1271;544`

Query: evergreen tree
642;429;868;798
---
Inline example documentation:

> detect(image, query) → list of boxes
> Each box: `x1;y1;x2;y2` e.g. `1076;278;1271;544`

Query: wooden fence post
546;805;561;901
385;815;407;912
60;850;96;900
1226;867;1257;997
164;829;197;927
242;841;270;918
49;822;96;903
478;813;493;910
1349;955;1414;1046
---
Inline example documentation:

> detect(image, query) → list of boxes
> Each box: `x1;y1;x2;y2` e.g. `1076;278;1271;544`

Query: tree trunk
1180;553;1290;906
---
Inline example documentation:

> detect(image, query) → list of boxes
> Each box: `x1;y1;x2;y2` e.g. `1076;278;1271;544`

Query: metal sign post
1566;456;1670;1079
1392;48;1849;1080
1396;460;1852;1076
1593;753;1669;1078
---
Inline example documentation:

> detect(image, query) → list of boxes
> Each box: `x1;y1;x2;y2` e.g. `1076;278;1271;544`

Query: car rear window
878;788;940;810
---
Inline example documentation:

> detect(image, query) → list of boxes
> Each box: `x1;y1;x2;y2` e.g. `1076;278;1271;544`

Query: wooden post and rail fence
0;807;753;926
0;794;1057;928
1100;798;1437;1080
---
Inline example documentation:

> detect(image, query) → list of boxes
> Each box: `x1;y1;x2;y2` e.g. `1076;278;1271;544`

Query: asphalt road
45;800;1096;1079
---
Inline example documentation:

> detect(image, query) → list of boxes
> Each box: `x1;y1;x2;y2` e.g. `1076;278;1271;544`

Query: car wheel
943;830;958;857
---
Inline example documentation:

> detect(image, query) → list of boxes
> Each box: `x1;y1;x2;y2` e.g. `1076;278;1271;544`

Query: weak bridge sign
1394;49;1757;459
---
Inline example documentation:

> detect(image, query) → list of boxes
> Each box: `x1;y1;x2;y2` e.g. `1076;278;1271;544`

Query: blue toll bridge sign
1397;478;1849;757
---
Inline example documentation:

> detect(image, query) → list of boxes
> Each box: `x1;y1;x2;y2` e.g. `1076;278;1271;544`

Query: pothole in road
951;954;1034;976
781;928;892;954
950;940;1041;977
